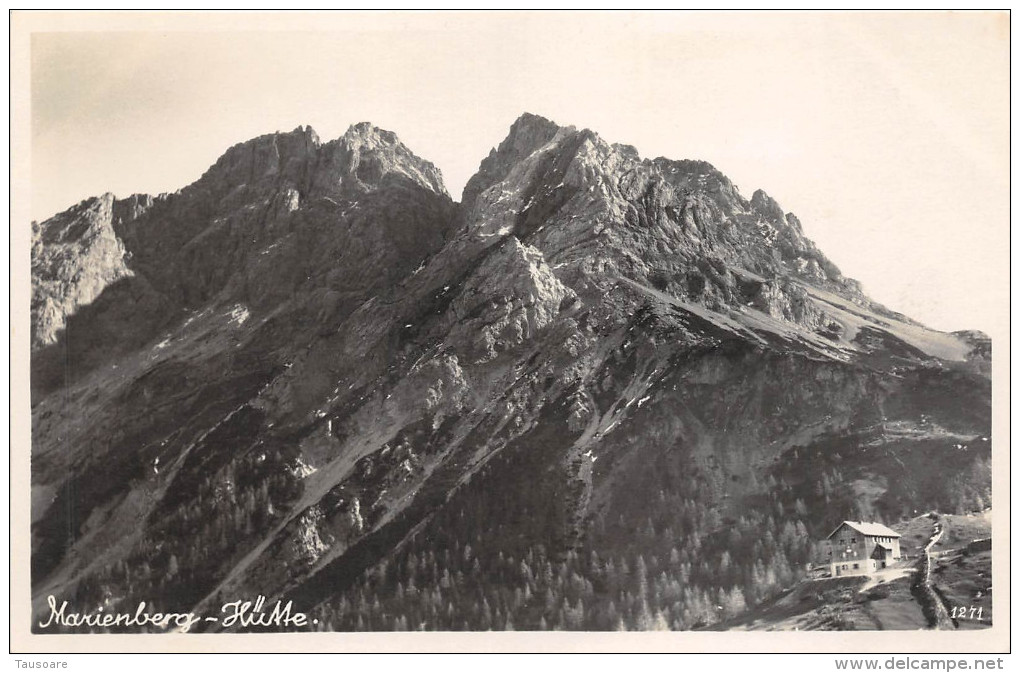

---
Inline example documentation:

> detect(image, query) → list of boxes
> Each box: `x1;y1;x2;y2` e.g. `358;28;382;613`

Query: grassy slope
932;550;993;629
715;510;992;631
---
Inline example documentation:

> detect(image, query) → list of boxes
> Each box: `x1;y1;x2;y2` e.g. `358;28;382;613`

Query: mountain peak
509;111;563;135
341;121;402;148
318;122;447;197
461;113;571;207
193;125;321;195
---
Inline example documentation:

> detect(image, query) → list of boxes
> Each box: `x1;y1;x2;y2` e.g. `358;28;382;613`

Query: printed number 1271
950;606;983;619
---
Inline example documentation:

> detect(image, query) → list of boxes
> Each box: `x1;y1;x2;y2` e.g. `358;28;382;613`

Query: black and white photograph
10;10;1009;655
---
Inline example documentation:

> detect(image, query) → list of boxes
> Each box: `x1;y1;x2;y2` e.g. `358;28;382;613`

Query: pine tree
167;554;179;577
725;586;747;617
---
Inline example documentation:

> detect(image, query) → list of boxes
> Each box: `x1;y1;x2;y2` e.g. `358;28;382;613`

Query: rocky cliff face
31;193;133;349
29;114;991;632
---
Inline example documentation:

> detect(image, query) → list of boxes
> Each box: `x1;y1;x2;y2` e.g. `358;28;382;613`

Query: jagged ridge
29;113;991;634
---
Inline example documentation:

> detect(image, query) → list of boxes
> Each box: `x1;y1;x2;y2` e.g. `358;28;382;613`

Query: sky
26;11;1009;336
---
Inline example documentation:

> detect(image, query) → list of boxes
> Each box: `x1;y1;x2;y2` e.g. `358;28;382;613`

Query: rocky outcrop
458;115;870;328
441;237;576;362
312;122;448;199
31;193;132;348
462;112;564;209
750;189;787;223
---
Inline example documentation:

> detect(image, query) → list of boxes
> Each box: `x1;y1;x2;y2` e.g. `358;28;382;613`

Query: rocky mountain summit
30;114;990;632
